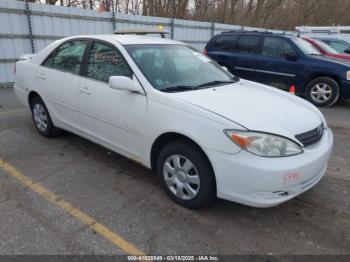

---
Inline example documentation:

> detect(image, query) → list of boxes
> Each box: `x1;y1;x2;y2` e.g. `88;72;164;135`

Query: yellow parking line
0;158;145;256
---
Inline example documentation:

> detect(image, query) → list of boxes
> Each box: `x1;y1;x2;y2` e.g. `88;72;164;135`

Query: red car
303;37;350;61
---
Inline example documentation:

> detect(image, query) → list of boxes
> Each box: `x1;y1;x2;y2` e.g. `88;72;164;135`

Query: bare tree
17;0;350;30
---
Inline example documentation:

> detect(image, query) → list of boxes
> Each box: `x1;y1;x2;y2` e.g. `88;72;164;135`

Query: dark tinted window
86;42;132;83
262;37;296;57
235;35;260;54
213;35;238;50
44;40;87;74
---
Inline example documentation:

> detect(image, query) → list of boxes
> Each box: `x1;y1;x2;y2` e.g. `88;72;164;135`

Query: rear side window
235;36;261;54
43;40;87;74
86;42;132;83
325;40;349;53
262;37;296;57
213;35;238;51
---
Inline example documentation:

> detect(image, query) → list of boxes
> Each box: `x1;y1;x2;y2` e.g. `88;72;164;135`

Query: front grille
295;123;324;147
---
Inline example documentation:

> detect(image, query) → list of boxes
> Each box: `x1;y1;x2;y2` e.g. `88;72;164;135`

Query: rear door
37;39;88;130
254;36;298;91
230;35;262;81
207;34;239;72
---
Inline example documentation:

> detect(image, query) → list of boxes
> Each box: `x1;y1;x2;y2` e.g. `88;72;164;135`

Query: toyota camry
14;35;333;208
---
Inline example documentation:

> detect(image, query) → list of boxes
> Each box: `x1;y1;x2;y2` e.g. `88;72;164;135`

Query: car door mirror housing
284;52;298;61
109;76;142;94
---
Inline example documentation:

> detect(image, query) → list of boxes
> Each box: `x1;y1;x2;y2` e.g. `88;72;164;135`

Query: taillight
13;63;16;75
289;85;296;95
203;48;208;56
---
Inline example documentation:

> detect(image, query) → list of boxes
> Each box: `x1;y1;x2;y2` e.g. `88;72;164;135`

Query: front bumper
206;128;333;208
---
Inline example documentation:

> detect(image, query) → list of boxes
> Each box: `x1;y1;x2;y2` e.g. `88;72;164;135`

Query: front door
254;37;298;91
231;35;262;82
78;41;147;160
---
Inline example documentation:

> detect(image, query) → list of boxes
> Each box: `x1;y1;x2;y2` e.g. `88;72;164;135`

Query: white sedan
14;35;333;208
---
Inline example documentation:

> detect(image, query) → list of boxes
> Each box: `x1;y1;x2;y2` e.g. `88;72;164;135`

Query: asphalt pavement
0;88;349;256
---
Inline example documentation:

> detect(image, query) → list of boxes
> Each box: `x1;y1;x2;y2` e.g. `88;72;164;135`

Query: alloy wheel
310;83;333;103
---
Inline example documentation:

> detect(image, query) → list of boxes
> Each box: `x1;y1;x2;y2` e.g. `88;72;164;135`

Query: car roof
216;31;297;40
62;34;186;46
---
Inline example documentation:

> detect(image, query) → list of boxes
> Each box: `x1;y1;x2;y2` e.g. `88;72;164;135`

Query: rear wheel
157;140;216;209
305;77;340;107
30;96;61;138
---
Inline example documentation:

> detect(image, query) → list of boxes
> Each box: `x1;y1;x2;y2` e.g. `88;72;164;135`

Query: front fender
143;99;243;168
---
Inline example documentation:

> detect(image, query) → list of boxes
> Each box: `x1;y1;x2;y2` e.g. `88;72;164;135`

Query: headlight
224;130;303;157
347;71;350;80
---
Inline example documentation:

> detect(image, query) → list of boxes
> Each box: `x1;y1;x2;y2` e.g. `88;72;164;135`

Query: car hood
171;80;323;141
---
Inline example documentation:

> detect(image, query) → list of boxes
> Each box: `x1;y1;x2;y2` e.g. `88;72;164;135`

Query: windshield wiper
161;85;198;93
161;79;237;92
196;80;236;88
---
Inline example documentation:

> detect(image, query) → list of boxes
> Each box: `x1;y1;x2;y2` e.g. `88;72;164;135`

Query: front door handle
79;87;91;95
38;73;46;80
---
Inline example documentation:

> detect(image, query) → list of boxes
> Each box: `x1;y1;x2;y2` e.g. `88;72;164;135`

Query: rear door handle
38;73;46;80
79;86;91;95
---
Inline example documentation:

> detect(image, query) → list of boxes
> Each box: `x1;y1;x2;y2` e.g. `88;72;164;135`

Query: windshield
125;44;236;92
292;37;321;55
313;39;339;54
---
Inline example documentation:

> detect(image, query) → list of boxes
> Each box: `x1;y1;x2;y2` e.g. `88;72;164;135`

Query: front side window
86;42;132;83
235;36;260;54
262;37;296;57
43;40;87;74
126;44;236;92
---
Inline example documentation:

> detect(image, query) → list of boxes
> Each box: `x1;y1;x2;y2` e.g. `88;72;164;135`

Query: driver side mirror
344;49;350;54
109;76;143;94
283;52;298;61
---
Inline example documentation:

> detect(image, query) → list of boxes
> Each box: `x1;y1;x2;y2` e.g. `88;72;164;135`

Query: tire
157;140;216;209
30;96;61;138
305;77;340;107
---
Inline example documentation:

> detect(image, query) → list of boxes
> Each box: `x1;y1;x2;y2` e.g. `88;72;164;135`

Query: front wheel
305;77;340;107
157;140;216;209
